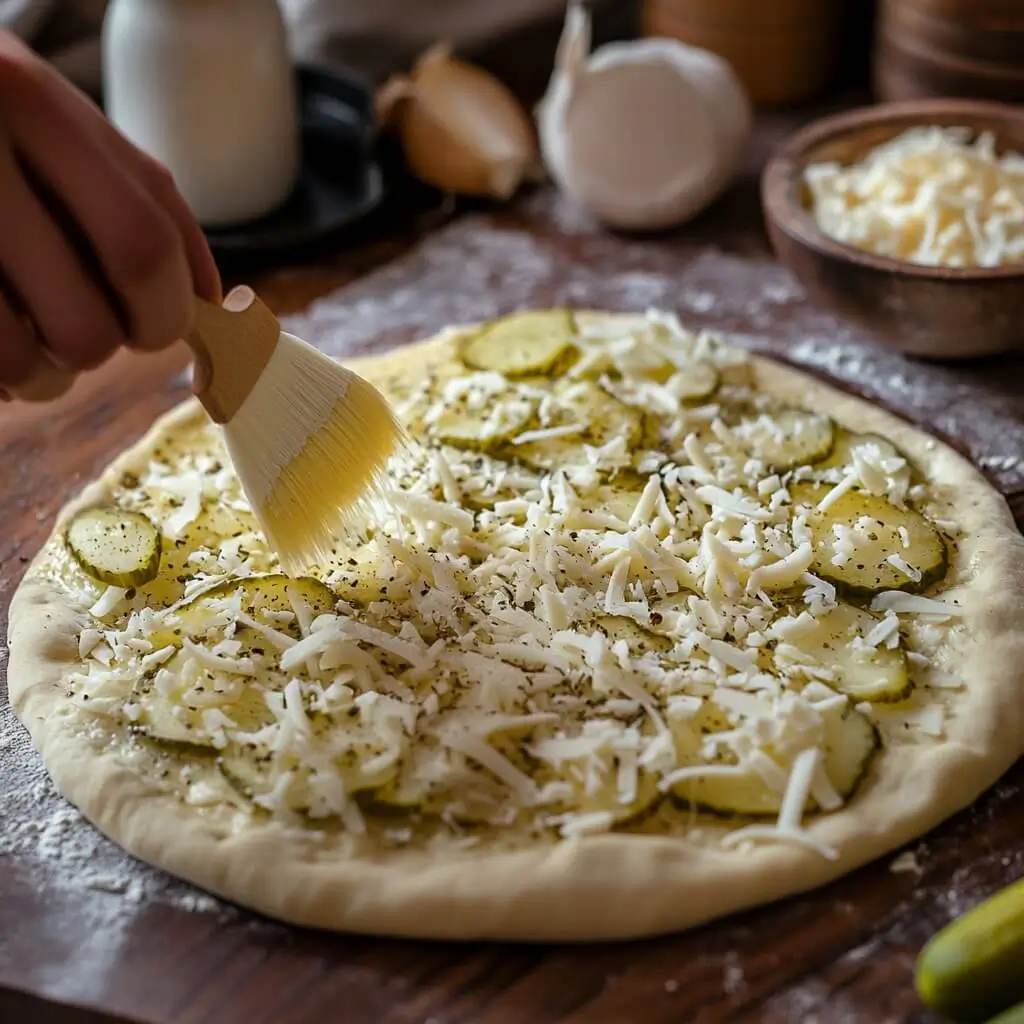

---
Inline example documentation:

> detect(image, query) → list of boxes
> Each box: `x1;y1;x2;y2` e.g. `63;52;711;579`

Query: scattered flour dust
722;951;746;997
281;206;1024;496
889;850;923;875
6;201;1021;975
0;696;225;920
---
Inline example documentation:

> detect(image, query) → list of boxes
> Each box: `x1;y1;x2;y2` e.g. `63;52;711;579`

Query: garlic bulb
378;43;542;199
536;1;752;231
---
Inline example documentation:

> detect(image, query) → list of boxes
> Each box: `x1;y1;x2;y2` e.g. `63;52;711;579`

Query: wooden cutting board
3;131;1024;1022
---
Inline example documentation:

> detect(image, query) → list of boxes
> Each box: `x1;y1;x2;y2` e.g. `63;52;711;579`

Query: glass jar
102;0;300;227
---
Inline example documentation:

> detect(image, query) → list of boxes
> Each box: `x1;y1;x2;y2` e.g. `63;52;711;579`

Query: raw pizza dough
8;312;1024;941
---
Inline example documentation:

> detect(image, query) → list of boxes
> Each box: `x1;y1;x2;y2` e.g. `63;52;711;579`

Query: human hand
0;31;222;401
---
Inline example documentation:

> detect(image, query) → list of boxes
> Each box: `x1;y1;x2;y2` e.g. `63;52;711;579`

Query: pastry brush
187;286;401;574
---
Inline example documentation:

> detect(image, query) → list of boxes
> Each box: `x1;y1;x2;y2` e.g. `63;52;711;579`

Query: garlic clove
646;40;752;173
537;1;752;231
560;60;722;230
381;43;542;199
536;0;590;189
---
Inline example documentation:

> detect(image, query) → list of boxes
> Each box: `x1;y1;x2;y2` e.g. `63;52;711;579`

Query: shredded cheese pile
804;126;1024;267
54;311;965;859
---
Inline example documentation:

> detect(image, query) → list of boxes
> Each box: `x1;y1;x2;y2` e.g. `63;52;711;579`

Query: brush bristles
223;333;402;574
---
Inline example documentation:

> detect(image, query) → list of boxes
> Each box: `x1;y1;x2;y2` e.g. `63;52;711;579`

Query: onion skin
378;44;542;199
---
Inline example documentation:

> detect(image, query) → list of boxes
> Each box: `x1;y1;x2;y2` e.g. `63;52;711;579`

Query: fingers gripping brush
187;286;402;574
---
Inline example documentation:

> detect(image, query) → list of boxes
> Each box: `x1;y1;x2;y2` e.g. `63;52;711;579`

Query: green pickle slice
66;505;162;588
917;875;1024;1024
459;310;578;377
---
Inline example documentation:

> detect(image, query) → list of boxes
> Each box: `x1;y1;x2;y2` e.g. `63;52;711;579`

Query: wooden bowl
875;0;1024;104
761;100;1024;359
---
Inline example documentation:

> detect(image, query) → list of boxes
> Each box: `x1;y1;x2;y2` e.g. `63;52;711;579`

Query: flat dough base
9;319;1024;941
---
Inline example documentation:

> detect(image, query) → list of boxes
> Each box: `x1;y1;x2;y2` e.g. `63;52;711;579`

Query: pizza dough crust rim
9;318;1024;942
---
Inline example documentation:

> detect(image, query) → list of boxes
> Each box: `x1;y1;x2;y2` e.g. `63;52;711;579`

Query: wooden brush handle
188;286;281;424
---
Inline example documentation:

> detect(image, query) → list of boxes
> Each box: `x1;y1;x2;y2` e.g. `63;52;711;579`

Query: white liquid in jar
103;0;300;227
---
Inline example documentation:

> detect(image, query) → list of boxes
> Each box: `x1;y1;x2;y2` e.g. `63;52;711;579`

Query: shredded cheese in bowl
803;126;1024;268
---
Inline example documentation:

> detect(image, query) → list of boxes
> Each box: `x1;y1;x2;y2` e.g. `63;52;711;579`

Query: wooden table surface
3;104;1024;1024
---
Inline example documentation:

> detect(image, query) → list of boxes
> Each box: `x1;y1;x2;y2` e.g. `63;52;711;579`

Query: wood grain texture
188;292;283;423
642;0;842;105
876;0;1024;103
2;104;1024;1024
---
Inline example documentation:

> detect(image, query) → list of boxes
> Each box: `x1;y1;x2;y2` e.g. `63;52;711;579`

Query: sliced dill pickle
66;506;161;588
432;393;536;451
594;615;674;657
671;704;878;816
191;573;336;618
816;429;908;474
786;602;912;704
791;482;948;598
218;714;399;814
739;408;836;472
459;310;578;377
146;573;336;649
512;381;642;472
126;654;274;750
